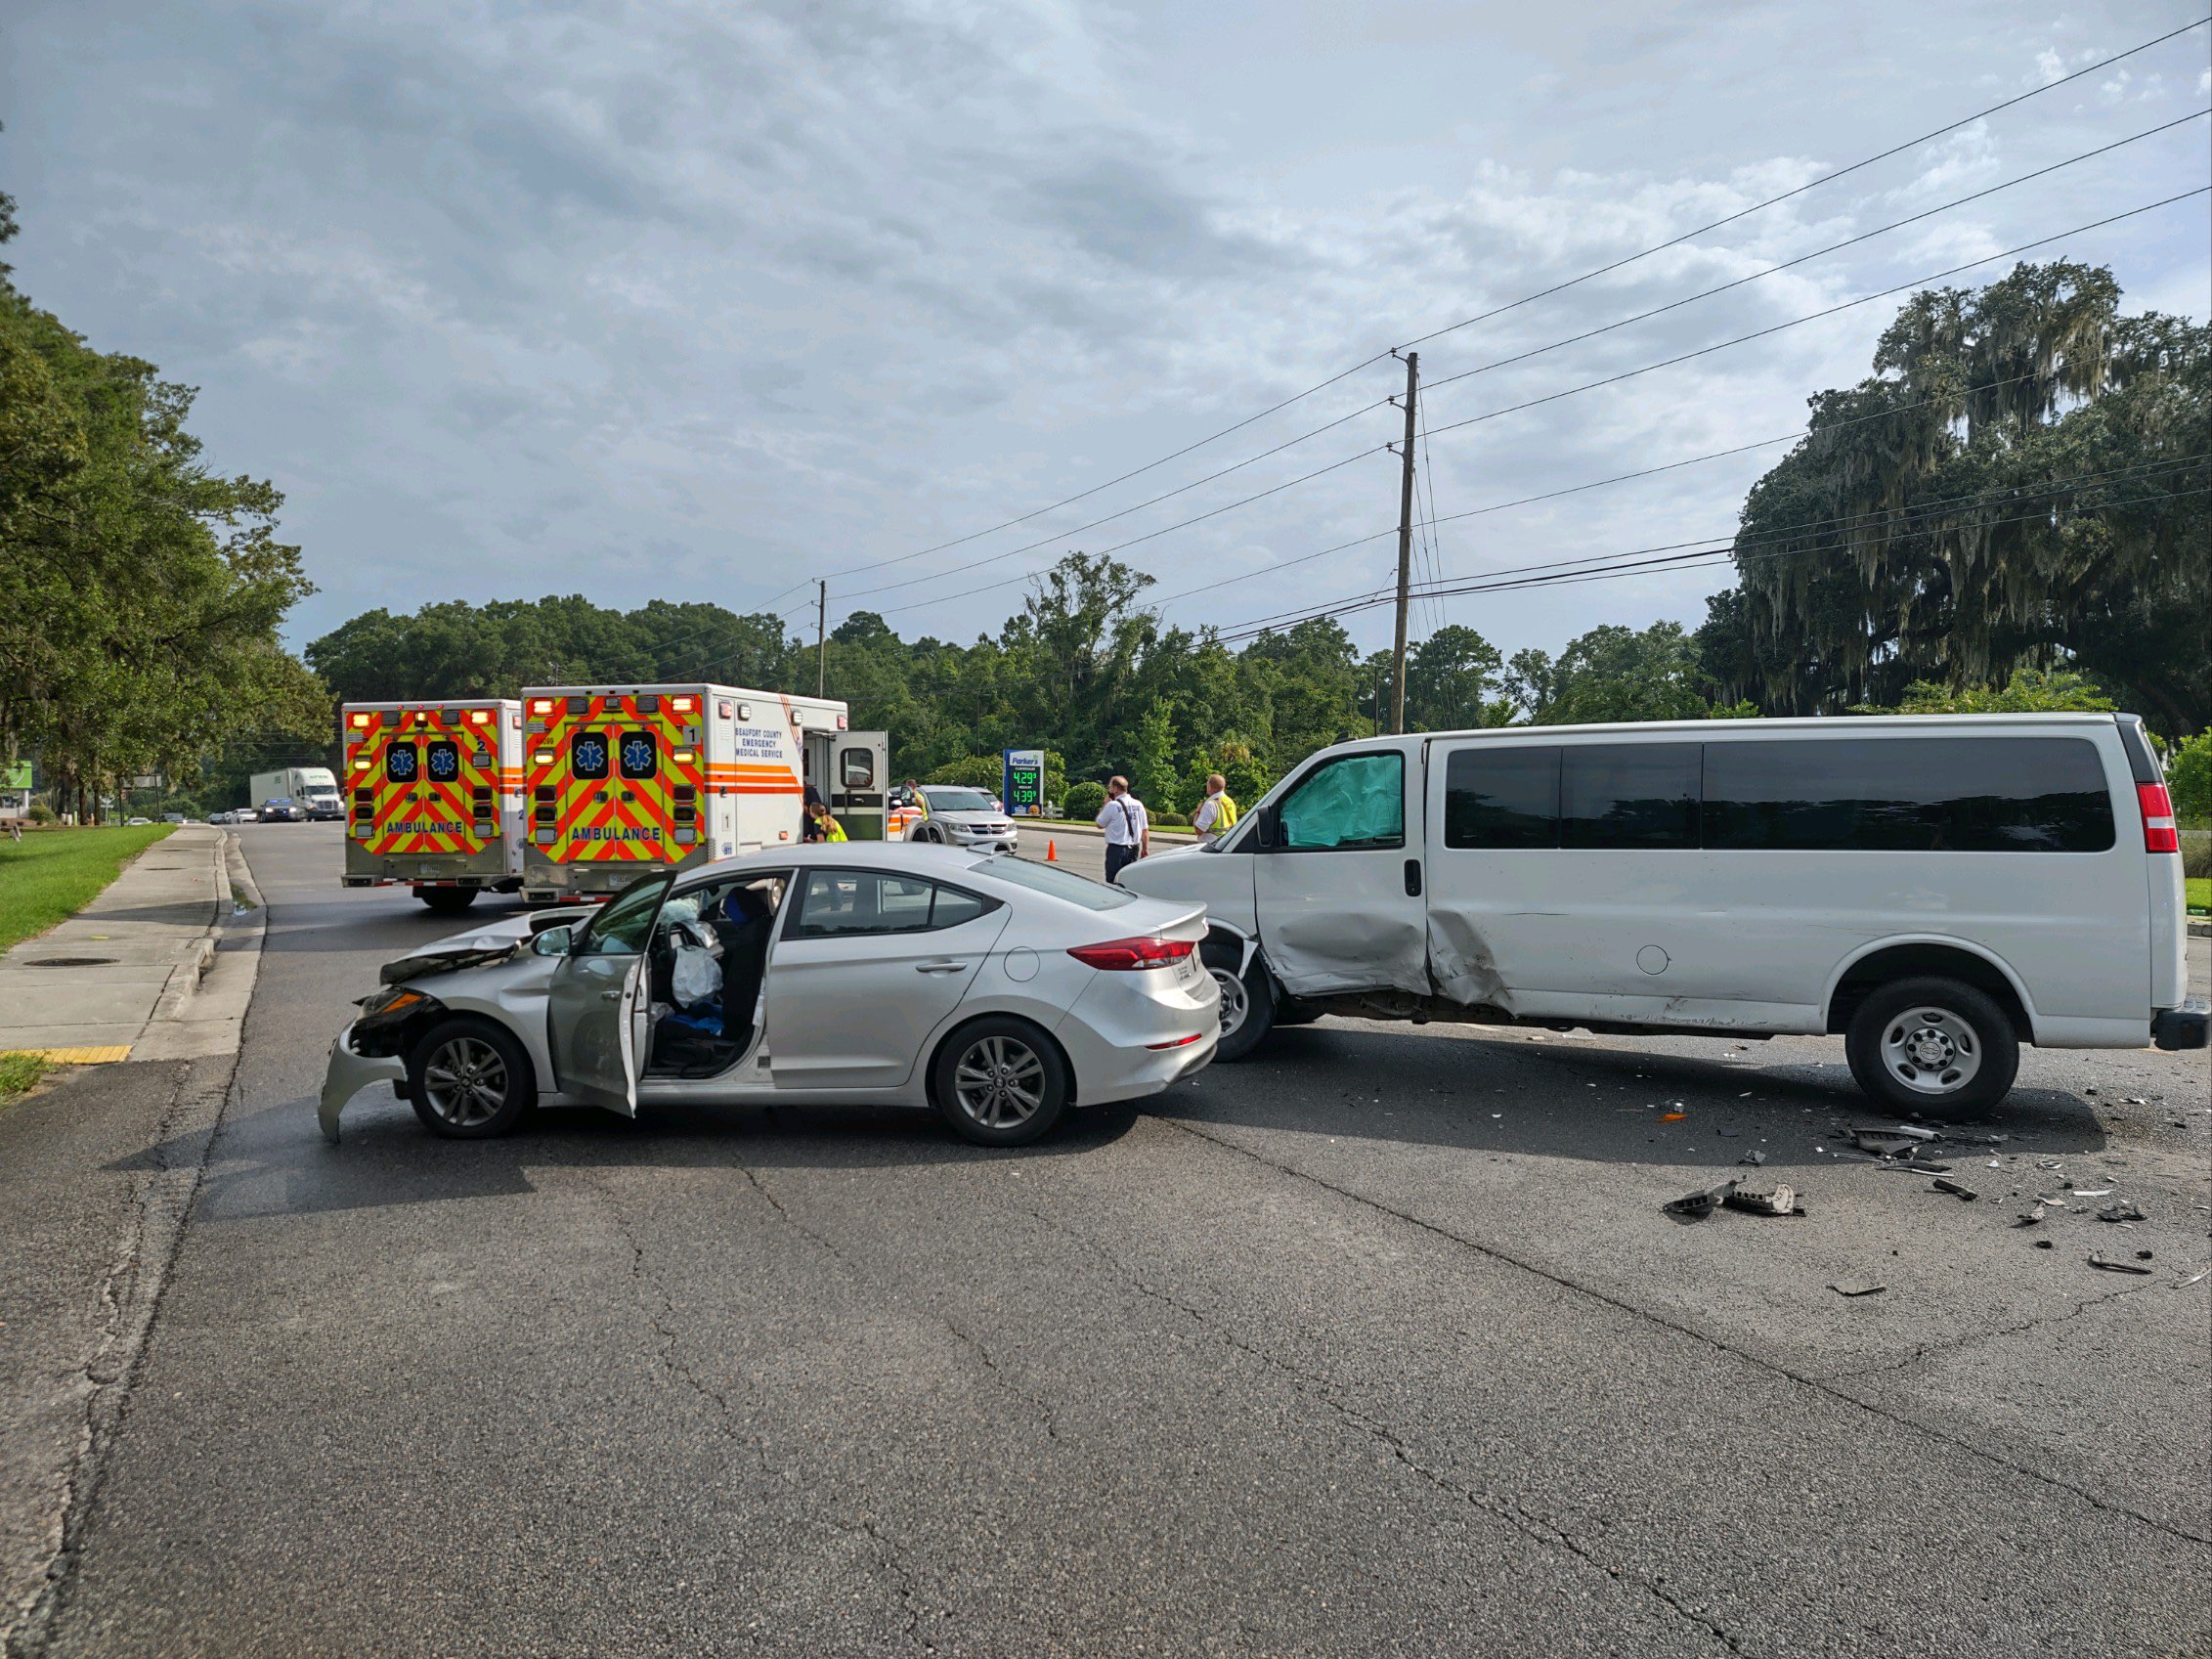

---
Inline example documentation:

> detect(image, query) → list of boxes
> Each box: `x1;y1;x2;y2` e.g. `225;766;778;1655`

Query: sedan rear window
967;855;1137;910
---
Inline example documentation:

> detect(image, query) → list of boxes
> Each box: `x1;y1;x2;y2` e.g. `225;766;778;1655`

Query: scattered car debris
1739;1149;1768;1167
2135;1249;2154;1261
1829;1281;1887;1297
1717;1127;1740;1137
2014;1205;2045;1227
1659;1113;1686;1122
1875;1160;1953;1175
1725;1183;1802;1217
2097;1202;2146;1222
2073;1188;2113;1199
1663;1180;1734;1221
1853;1131;1920;1156
1932;1178;1978;1201
2088;1253;2153;1276
2033;1240;2055;1249
1888;1124;1939;1141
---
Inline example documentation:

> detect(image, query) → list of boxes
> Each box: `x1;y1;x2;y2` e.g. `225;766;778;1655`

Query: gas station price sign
1002;748;1044;816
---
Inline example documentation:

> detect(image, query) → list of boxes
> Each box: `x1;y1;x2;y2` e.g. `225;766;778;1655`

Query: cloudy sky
5;0;2207;664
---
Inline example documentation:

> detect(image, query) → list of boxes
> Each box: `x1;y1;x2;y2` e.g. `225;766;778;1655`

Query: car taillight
1067;936;1195;971
2139;782;2180;853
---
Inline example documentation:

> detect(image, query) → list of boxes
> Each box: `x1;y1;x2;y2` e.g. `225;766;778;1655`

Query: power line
1140;362;2147;614
1420;188;2212;444
760;18;2205;608
836;399;1392;603
866;442;1393;617
1209;463;2212;642
1419;109;2209;401
1393;17;2212;356
858;189;2207;632
1230;450;2212;628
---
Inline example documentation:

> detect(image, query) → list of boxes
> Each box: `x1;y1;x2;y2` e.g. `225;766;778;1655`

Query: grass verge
0;1051;52;1104
0;824;176;953
2188;876;2208;916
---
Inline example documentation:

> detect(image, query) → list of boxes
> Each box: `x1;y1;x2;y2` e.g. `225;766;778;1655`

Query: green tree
1508;622;1727;724
1727;262;2211;732
2161;729;2212;824
1861;665;2117;716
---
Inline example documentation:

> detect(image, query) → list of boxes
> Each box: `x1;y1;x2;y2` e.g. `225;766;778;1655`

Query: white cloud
4;0;2205;664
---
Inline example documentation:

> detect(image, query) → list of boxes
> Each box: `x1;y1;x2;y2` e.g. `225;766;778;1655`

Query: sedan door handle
915;960;969;974
600;988;626;1001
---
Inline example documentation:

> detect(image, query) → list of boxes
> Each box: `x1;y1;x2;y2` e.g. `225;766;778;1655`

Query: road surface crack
1814;1280;2167;1384
1010;1200;1745;1654
1162;1116;2211;1549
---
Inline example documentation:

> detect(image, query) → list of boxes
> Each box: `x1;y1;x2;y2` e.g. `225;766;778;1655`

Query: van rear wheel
417;887;479;915
1845;977;2018;1113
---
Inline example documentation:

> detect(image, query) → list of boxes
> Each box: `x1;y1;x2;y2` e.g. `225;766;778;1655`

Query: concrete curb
133;832;266;1065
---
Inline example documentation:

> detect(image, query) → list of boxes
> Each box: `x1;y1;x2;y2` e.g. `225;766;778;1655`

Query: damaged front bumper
319;1023;407;1143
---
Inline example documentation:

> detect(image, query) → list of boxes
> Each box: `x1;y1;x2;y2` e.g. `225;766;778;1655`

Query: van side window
1562;745;1700;850
1444;747;1560;849
1703;737;2113;852
1278;753;1404;851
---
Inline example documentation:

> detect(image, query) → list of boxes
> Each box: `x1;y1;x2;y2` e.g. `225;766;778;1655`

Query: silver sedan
321;844;1218;1147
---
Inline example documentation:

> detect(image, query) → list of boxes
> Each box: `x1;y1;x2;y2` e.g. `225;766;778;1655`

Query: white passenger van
1120;714;2206;1112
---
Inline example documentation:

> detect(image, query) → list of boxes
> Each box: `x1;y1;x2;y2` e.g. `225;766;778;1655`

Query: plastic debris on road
1662;1180;1736;1221
2097;1201;2146;1222
1931;1177;1978;1201
1829;1281;1887;1297
1739;1149;1768;1167
1724;1183;1802;1217
2088;1253;2154;1275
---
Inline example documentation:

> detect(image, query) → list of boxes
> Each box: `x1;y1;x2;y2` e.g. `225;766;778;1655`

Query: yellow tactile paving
14;1045;133;1064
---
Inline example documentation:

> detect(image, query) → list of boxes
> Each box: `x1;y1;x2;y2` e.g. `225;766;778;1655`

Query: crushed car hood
377;907;595;985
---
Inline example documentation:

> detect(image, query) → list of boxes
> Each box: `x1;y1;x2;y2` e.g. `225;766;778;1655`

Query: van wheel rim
1881;1008;1981;1095
422;1037;508;1126
1211;967;1248;1036
952;1034;1046;1128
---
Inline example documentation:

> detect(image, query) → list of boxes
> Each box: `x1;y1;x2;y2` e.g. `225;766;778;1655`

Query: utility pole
1388;351;1419;735
816;580;827;698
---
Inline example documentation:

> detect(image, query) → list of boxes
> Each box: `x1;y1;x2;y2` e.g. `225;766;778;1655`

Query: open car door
545;872;672;1114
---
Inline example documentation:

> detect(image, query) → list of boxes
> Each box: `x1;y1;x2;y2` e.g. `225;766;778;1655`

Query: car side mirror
531;926;575;957
1254;805;1278;850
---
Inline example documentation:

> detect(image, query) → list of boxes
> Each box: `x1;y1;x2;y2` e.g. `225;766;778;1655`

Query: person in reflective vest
1192;773;1239;843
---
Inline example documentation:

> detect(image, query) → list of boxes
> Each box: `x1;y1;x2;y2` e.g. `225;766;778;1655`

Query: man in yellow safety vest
1192;773;1239;844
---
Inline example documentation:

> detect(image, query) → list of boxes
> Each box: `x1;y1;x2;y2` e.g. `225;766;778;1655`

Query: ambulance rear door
830;732;889;840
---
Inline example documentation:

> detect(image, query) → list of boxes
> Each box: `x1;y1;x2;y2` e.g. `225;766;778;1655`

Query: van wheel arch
1826;942;2032;1042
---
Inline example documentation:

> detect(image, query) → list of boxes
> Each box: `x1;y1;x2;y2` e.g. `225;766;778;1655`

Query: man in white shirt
1095;775;1149;885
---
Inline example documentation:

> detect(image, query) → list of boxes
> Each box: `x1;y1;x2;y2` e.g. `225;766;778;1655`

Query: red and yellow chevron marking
526;694;729;865
345;707;501;857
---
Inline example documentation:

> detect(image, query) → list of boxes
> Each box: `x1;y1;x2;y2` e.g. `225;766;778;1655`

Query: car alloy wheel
1211;965;1249;1037
951;1033;1046;1129
420;1035;510;1128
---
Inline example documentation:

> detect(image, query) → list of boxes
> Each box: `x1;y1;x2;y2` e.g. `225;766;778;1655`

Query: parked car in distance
321;845;1218;1147
124;816;152;826
259;798;306;823
898;785;1020;851
1122;713;2206;1112
161;812;188;824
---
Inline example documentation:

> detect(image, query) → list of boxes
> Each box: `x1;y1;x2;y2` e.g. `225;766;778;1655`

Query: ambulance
340;700;526;913
518;683;889;903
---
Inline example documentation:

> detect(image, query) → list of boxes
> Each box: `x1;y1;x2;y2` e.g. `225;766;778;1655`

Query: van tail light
2138;783;2180;853
1067;936;1195;971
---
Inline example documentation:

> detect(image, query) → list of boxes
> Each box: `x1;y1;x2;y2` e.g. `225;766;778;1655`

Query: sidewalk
0;825;236;1062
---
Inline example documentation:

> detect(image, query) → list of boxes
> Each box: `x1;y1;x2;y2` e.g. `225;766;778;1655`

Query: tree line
6;231;2203;824
0;190;325;821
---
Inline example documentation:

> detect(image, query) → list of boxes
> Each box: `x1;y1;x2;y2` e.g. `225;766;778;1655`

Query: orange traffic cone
1046;840;1057;862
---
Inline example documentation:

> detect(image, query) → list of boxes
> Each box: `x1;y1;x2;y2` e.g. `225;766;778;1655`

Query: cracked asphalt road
15;826;2210;1657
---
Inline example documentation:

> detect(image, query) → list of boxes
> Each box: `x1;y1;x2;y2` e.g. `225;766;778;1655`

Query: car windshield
923;788;995;812
966;855;1136;910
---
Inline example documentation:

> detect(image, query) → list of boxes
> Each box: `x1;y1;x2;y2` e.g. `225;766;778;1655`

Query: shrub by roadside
0;824;175;953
